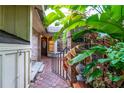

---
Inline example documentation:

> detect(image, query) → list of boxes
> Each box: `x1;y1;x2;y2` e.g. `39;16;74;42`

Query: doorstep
30;62;45;81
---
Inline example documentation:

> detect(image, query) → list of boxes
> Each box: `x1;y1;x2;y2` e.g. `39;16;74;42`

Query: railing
52;47;70;80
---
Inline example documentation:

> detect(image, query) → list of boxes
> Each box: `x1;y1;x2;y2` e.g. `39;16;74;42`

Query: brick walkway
30;56;70;88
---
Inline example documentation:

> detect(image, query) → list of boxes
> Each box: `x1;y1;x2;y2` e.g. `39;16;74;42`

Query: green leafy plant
69;42;124;86
69;45;107;65
88;68;103;82
44;5;124;41
44;5;124;87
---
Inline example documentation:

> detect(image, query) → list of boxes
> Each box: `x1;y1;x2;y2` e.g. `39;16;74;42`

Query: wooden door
41;37;47;56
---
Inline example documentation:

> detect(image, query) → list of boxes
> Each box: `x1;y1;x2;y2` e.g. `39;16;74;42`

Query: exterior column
54;41;57;53
38;35;41;61
67;32;71;49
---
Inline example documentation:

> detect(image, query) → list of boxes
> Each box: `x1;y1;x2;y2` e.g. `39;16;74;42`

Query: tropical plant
69;42;124;87
44;5;124;87
44;5;124;41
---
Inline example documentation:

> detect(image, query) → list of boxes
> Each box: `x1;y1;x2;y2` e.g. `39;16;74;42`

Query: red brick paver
30;56;70;88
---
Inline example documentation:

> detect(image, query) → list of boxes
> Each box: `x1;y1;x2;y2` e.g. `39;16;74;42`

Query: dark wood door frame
41;37;47;56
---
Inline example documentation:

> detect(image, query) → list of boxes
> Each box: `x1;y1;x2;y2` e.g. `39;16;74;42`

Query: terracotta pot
121;70;124;74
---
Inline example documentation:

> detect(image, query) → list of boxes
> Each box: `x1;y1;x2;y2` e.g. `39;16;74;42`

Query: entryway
41;37;47;56
30;56;70;88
